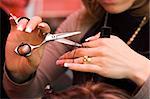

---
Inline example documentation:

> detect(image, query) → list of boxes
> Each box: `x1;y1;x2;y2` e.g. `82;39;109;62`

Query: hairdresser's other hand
57;34;150;86
5;16;51;83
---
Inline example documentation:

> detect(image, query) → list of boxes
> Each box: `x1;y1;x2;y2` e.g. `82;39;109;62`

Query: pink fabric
0;0;29;16
3;8;93;98
35;0;81;17
3;7;149;99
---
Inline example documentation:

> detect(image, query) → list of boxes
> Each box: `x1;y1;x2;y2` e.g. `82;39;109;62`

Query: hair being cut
43;82;131;99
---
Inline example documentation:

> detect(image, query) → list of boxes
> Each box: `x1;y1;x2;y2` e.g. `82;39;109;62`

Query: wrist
7;70;35;84
129;59;150;86
5;64;36;83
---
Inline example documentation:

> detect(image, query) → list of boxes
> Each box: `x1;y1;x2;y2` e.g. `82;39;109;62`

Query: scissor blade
9;13;18;24
55;31;81;39
55;39;82;47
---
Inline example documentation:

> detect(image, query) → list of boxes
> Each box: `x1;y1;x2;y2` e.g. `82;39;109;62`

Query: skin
56;34;150;86
5;0;150;86
5;16;50;83
55;0;150;86
97;0;136;13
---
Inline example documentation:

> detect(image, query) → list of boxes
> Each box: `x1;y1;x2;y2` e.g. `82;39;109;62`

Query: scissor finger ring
17;17;30;23
15;43;31;56
14;42;42;57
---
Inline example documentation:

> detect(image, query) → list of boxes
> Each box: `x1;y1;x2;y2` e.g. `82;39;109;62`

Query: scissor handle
15;43;32;57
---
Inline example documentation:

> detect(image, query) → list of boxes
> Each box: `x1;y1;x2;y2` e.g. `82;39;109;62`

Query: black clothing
0;8;10;98
73;11;149;94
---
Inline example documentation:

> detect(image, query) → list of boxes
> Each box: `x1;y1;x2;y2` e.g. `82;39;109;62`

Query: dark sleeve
132;76;150;99
3;8;89;98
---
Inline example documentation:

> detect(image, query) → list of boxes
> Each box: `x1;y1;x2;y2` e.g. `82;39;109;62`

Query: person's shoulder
56;7;97;42
56;7;93;32
65;7;89;23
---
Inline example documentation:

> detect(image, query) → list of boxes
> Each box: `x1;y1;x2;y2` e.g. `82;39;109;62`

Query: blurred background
1;0;82;31
0;0;82;98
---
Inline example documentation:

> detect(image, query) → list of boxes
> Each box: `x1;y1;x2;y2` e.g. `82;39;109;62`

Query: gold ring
83;56;92;64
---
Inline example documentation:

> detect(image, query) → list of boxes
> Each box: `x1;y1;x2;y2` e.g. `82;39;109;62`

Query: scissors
10;14;82;57
14;31;82;56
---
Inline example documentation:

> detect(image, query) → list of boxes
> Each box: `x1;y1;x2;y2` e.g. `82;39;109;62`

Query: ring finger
56;57;85;66
59;47;103;59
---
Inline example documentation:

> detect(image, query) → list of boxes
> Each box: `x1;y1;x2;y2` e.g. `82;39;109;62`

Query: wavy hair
81;0;105;20
43;82;131;99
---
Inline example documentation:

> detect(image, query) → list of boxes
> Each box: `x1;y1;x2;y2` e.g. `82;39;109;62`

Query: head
43;82;131;99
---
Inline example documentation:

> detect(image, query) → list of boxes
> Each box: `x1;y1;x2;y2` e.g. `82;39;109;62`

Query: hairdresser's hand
5;15;51;83
56;34;150;86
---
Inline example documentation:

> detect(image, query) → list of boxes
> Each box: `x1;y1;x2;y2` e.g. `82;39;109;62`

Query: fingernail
85;37;92;42
56;60;64;65
38;24;45;28
9;17;13;20
25;27;32;33
64;63;69;67
17;25;23;31
56;60;60;65
10;13;17;20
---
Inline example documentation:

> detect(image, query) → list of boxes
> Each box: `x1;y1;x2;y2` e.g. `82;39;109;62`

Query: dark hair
0;8;10;98
42;82;131;99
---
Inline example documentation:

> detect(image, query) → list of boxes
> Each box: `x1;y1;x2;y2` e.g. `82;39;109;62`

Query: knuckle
97;47;107;56
32;16;42;22
75;48;84;56
75;58;81;63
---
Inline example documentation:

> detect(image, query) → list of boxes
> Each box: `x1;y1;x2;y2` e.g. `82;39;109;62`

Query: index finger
83;35;116;48
82;39;104;48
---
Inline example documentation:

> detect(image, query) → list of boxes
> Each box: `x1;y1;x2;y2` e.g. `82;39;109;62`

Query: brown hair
81;0;105;20
43;82;131;99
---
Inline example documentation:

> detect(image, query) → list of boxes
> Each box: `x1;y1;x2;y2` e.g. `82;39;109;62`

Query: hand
56;34;150;86
5;15;51;83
